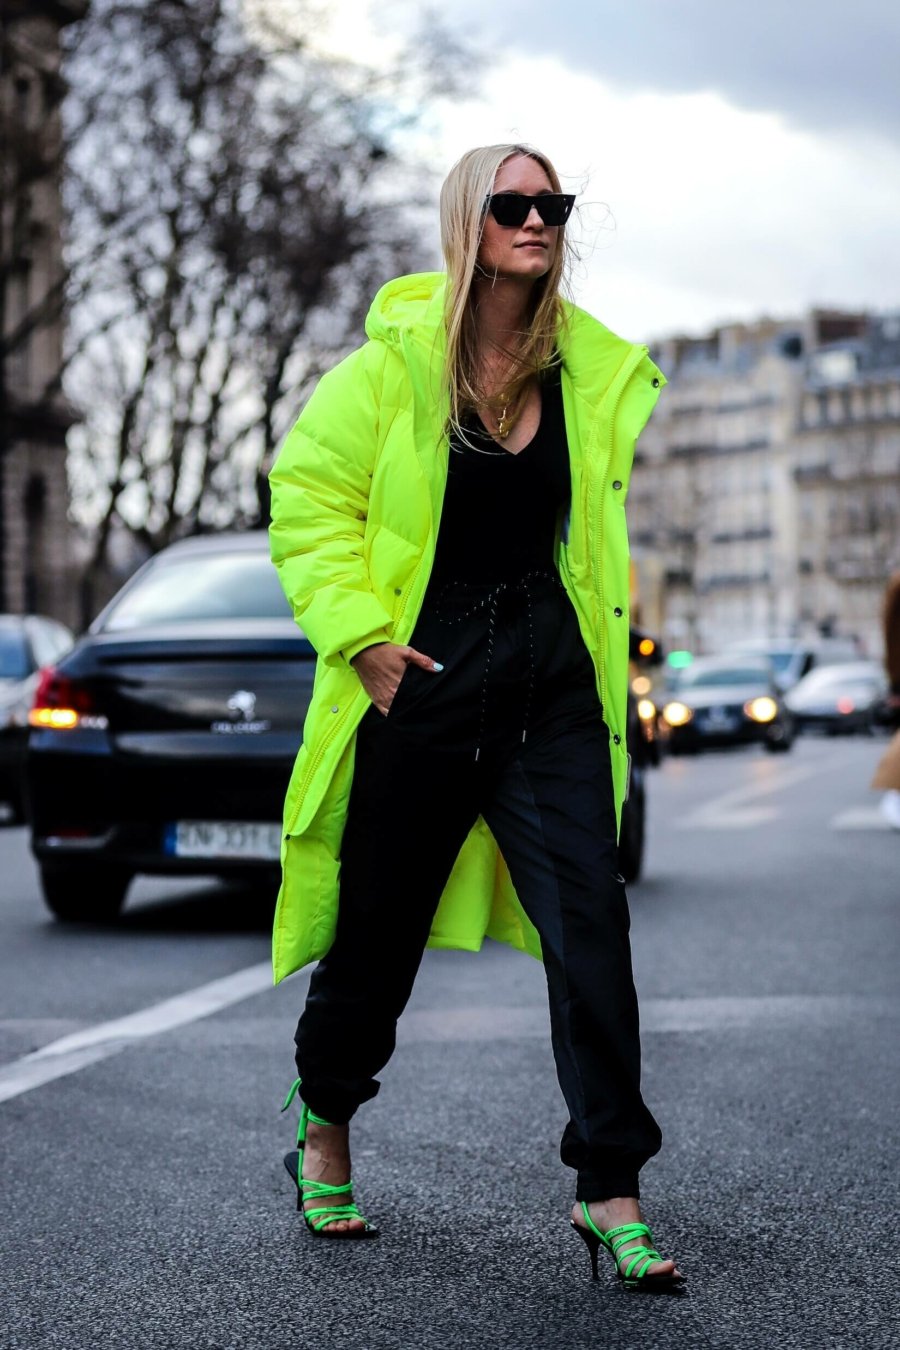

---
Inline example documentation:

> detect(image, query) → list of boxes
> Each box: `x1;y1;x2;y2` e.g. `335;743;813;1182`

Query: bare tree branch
57;0;477;603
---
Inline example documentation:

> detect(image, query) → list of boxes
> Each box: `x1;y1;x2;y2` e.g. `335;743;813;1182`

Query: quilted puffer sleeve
268;342;394;666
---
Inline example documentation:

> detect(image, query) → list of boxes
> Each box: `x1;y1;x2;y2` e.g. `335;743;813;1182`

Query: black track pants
294;572;662;1200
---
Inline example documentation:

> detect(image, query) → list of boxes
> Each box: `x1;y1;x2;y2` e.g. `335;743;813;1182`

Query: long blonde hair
439;144;572;438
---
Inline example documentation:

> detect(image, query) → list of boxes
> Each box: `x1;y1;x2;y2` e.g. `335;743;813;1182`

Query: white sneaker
879;790;900;830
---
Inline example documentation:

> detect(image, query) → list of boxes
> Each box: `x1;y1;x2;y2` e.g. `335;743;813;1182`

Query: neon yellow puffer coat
268;272;664;984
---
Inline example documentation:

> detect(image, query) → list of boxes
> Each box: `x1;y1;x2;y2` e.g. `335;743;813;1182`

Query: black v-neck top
428;364;571;589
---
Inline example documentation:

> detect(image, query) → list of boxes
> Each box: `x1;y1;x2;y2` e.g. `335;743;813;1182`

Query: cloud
431;0;900;144
426;53;900;338
312;2;900;338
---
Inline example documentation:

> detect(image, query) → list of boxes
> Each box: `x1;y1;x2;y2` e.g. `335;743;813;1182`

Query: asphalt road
1;734;898;1350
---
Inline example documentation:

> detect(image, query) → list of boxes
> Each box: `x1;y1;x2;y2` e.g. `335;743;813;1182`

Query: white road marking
3;964;897;1099
681;758;842;829
0;960;272;1105
684;806;778;830
397;994;900;1042
831;807;895;831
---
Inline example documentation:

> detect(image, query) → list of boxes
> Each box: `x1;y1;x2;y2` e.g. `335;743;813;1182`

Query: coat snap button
614;606;623;617
394;587;402;595
613;734;621;745
651;377;660;388
612;480;622;491
330;705;339;713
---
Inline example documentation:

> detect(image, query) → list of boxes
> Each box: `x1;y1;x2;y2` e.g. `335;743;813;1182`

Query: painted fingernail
433;662;444;671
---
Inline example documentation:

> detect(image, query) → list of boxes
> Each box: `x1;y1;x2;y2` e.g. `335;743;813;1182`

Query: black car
660;655;794;754
0;613;75;821
27;530;651;919
26;533;315;920
617;690;653;884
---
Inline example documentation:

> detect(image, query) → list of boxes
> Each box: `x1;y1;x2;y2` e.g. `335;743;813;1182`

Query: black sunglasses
484;192;576;228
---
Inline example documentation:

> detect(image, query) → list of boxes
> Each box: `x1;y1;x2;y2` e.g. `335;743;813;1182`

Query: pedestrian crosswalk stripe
831;807;894;831
0;960;272;1105
681;760;835;829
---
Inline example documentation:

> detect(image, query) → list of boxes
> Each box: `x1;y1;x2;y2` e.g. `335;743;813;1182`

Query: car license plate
165;821;282;861
701;708;738;732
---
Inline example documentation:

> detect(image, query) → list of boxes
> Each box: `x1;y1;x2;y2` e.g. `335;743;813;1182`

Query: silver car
1;614;75;820
784;661;889;735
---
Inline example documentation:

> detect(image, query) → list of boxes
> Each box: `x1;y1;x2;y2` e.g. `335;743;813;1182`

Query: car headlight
744;696;778;723
662;700;693;727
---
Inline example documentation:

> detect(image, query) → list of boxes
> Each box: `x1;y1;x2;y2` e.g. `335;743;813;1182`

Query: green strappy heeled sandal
571;1203;685;1292
280;1078;379;1239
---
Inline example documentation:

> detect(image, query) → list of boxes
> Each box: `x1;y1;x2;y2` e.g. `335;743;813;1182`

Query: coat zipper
588;346;647;716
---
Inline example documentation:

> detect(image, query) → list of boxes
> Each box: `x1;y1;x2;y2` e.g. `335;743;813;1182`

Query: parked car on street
26;533;315;920
784;661;890;735
618;688;652;884
616;624;666;883
0;614;75;821
27;531;648;919
726;637;860;692
661;654;794;754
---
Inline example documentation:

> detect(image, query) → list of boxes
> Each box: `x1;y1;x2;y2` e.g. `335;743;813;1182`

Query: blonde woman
269;144;684;1291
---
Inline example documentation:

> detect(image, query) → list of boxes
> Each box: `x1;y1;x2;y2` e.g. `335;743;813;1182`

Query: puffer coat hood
364;271;446;342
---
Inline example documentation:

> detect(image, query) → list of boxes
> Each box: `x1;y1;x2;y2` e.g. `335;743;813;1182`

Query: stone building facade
792;317;900;651
0;0;87;629
629;310;900;661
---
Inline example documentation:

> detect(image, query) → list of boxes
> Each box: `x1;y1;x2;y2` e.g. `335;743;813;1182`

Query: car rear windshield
764;651;795;675
0;630;30;679
679;665;770;688
101;552;295;630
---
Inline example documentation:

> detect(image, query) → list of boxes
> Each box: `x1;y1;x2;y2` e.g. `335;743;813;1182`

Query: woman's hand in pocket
350;643;443;716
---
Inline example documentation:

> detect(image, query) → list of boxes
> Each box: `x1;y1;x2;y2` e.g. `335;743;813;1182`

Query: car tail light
29;668;109;731
836;697;855;715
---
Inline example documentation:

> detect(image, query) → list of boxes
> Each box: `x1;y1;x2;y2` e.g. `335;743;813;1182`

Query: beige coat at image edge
871;729;900;790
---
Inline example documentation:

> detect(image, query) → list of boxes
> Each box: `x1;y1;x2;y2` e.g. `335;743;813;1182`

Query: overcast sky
321;0;900;341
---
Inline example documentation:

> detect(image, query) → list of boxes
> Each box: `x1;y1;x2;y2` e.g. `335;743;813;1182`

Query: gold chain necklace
486;386;523;440
479;357;530;439
496;398;515;440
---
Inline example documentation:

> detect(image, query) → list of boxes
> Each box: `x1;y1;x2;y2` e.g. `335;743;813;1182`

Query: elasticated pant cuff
575;1171;641;1203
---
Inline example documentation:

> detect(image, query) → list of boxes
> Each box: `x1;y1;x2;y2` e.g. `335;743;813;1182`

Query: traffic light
666;650;694;670
629;628;663;665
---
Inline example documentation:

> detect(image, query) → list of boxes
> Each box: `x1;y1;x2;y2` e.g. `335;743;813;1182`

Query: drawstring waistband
426;569;565;760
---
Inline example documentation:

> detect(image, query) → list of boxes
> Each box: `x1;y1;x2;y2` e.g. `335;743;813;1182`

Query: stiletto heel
572;1203;685;1293
280;1078;379;1239
571;1219;601;1280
